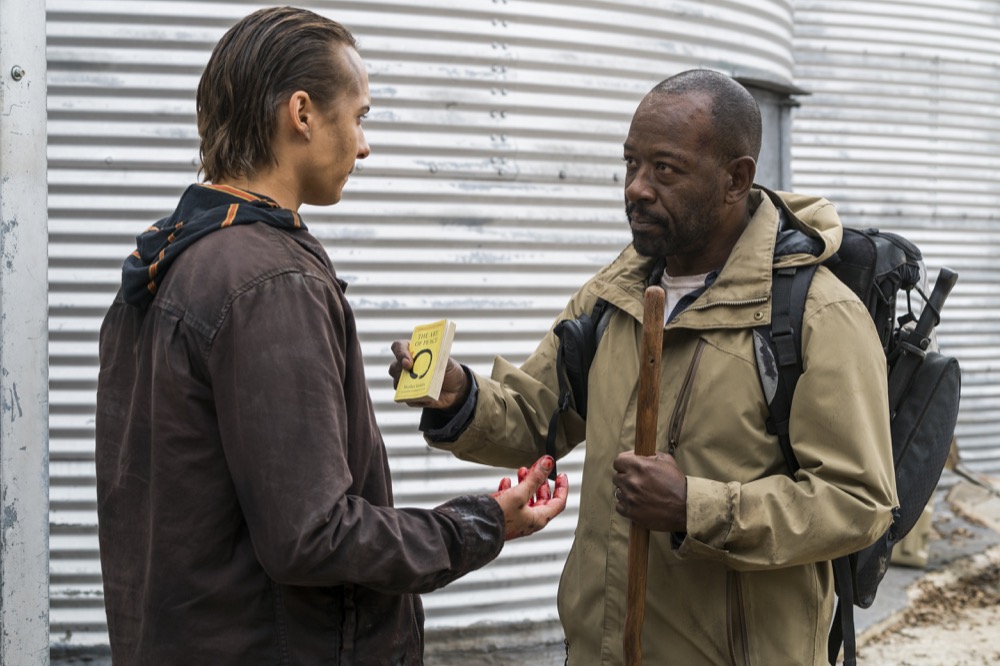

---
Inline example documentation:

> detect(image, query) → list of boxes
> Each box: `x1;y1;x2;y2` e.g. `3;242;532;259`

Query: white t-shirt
660;270;711;324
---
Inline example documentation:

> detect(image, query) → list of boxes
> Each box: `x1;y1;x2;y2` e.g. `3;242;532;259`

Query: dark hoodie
96;183;505;665
121;183;306;310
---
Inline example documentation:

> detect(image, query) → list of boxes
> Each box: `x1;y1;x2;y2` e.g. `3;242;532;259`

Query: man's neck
663;205;751;276
216;173;300;211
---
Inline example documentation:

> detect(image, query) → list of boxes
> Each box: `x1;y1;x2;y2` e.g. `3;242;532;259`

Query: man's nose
624;168;654;204
357;129;371;160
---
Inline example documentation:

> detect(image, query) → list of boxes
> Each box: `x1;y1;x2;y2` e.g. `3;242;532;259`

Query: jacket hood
121;183;305;309
587;186;843;325
762;186;841;266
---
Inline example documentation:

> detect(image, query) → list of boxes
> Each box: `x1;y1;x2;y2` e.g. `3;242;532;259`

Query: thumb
494;477;511;495
516;456;555;499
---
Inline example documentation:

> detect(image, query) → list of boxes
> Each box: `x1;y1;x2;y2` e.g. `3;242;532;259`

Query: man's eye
623;157;635;167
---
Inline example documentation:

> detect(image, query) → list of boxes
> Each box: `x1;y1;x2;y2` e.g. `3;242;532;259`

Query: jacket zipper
727;571;752;666
667;339;706;454
269;580;291;665
342;584;356;663
685;295;768;312
409;594;422;655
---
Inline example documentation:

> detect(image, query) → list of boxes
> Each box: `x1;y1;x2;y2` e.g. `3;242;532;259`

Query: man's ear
725;156;756;203
283;91;313;141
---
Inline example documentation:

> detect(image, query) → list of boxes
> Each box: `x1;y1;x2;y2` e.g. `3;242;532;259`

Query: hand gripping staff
623;286;665;666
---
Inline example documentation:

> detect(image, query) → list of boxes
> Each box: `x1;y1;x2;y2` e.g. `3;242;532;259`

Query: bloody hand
492;456;569;540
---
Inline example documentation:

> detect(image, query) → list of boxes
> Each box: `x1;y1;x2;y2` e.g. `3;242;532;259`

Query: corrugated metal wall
45;0;798;655
792;0;1000;475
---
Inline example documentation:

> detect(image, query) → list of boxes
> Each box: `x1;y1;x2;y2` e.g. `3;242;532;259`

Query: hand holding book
389;320;470;409
390;325;571;541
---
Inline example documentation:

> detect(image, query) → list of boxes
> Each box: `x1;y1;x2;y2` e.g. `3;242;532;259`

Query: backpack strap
593;298;613;347
757;265;816;475
543;351;572;480
545;298;614;480
829;556;857;666
756;264;859;666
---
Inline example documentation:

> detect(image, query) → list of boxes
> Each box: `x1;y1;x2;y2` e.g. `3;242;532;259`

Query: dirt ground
858;562;1000;665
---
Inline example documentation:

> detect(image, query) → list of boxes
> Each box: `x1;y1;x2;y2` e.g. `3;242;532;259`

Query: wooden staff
623;285;665;666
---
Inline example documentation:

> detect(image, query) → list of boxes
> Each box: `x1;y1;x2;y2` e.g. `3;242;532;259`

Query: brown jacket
96;184;504;665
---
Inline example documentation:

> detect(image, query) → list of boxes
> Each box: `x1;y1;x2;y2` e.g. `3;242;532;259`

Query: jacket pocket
727;571;751;666
667;339;706;454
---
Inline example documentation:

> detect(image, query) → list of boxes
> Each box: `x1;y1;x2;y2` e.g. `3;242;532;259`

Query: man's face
301;45;371;206
622;92;729;264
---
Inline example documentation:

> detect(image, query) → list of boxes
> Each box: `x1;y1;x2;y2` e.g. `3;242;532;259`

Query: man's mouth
627;211;665;233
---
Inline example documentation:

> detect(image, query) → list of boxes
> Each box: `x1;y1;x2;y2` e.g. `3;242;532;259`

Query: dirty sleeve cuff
675;476;736;560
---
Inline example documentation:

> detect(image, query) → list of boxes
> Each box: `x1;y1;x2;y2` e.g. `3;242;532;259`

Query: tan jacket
431;189;897;665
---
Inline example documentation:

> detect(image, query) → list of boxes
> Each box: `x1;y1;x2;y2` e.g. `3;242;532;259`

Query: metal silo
45;0;797;659
792;0;1000;476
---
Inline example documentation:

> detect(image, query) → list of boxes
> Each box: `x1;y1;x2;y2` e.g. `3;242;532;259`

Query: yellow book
394;319;457;403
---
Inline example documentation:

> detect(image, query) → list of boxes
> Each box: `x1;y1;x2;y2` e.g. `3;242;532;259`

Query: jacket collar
587;188;842;329
121;184;308;310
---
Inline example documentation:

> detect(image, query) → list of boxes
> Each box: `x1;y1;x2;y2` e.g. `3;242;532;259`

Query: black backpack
755;221;962;666
548;209;962;666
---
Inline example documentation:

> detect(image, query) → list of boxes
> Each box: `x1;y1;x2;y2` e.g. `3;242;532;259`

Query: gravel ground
858;561;1000;665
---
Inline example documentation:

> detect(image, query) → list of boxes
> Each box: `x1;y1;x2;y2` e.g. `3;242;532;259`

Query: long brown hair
196;6;358;183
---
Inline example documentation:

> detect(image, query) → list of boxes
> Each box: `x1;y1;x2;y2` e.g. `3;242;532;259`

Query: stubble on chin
626;206;666;258
630;230;662;258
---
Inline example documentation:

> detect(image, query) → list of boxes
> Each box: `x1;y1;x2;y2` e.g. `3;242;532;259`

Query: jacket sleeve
678;295;899;570
207;271;504;592
426;292;592;469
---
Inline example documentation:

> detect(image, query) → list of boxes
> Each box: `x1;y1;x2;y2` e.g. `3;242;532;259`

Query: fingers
536;478;551;502
493;458;569;541
390;340;413;364
612;450;635;473
507;457;552;510
388;340;413;386
614;485;628;518
551;473;569;502
527;473;569;524
613;451;678;489
500;464;553;507
513;456;554;503
611;452;687;532
515;466;544;506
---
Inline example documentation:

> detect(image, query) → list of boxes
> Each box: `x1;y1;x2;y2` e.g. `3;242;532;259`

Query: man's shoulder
802;266;884;361
159;224;336;321
807;265;867;313
189;222;327;275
